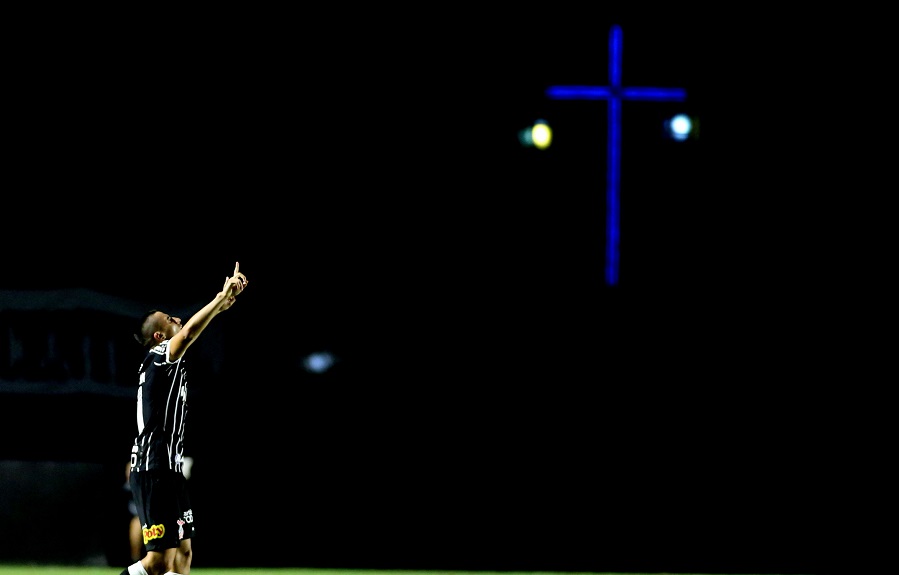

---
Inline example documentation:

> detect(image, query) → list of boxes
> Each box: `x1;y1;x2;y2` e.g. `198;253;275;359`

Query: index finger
233;261;240;276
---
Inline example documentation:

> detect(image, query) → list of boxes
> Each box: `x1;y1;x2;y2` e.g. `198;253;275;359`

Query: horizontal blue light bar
546;86;613;99
546;86;686;101
622;87;687;101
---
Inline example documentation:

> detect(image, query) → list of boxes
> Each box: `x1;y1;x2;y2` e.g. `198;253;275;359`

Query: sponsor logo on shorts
142;523;165;545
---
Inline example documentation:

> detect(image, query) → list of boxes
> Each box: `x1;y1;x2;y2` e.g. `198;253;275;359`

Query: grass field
0;567;789;575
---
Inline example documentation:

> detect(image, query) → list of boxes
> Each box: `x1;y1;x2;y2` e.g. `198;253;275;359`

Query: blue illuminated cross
546;24;687;286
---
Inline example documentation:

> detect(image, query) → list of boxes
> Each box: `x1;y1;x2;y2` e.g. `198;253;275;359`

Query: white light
666;113;693;141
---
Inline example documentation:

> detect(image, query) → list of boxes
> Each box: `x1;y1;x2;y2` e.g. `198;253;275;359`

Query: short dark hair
133;309;159;347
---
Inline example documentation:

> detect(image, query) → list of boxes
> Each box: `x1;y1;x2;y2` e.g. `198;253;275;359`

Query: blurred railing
0;289;216;397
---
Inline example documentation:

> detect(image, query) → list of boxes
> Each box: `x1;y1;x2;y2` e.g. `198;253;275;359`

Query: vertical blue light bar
606;25;623;286
546;24;687;287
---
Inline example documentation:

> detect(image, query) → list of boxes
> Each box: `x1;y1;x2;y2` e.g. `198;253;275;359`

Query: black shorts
129;468;195;552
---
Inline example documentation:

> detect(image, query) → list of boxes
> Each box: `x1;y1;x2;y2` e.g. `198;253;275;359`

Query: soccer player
123;262;248;575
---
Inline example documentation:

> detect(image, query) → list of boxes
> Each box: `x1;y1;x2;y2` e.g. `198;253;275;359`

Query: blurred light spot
518;119;553;150
303;351;336;374
664;113;699;141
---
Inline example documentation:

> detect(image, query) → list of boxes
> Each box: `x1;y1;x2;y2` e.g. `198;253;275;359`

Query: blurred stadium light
302;350;336;374
664;112;698;141
518;119;553;150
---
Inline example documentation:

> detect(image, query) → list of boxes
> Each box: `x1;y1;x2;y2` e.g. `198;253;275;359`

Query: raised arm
168;262;248;361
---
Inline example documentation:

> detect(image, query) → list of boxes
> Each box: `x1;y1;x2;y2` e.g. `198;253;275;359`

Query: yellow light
532;120;552;150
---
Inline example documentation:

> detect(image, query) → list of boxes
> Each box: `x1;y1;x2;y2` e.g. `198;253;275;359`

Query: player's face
157;312;183;338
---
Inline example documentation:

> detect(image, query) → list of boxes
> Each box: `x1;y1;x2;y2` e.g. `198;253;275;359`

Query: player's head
133;310;183;347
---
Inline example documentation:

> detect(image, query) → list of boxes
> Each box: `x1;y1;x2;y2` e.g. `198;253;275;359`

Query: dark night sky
6;15;717;372
4;15;855;377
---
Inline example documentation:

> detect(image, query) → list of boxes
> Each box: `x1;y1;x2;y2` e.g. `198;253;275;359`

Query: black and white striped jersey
131;340;189;474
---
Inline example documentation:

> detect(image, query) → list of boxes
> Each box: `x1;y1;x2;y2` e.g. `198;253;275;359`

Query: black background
3;9;884;575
